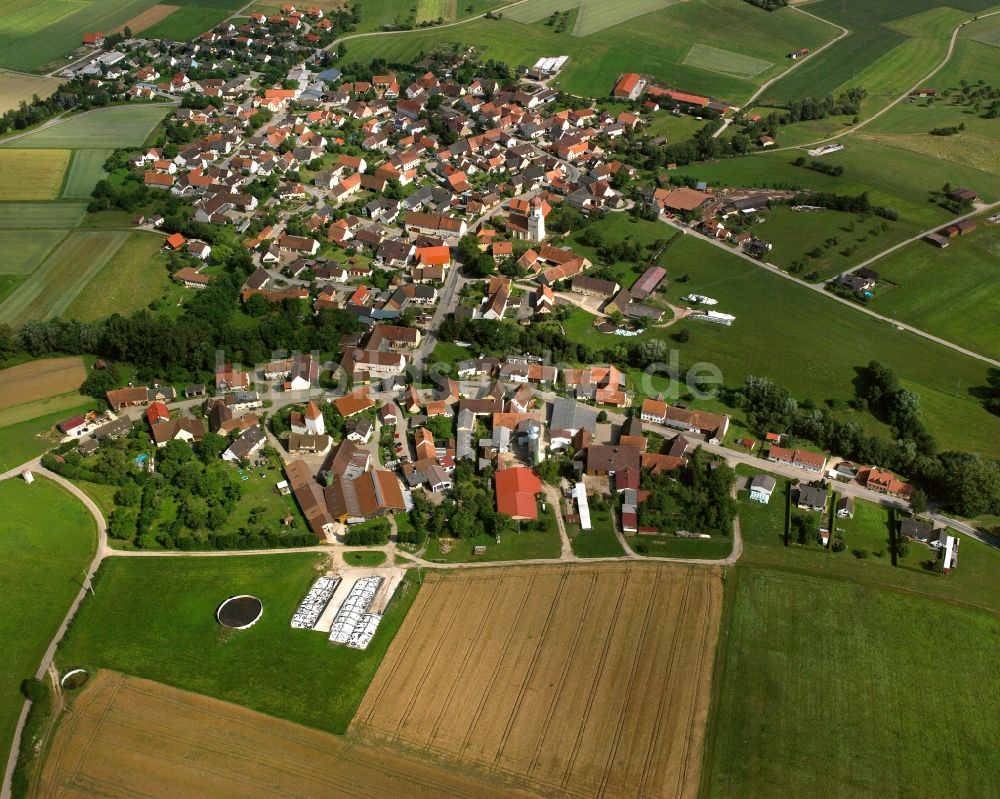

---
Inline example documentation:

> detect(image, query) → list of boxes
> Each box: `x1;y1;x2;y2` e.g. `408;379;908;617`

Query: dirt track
38;670;531;799
0;357;85;411
353;562;723;799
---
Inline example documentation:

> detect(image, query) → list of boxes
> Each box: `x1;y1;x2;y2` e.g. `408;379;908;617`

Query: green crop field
339;0;836;102
682;43;773;78
0;149;69;200
0;0;244;72
61;232;172;322
0;104;169;149
0;0;155;72
0;476;97;762
867;223;1000;362
760;0;999;108
705;567;1000;797
564;216;1000;457
142;0;243;40
0;230;66;275
0;230;128;326
56;555;420;735
61;148;112;199
0;202;87;229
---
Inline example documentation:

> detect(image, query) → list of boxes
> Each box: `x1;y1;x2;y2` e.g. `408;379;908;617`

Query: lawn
867;221;1000;361
0;230;129;326
61;148;112;199
61;232;172;322
339;0;836;103
566;503;625;557
0;476;97;764
0;201;86;229
0;230;66;275
0;399;93;468
0;149;69;200
566;216;1000;457
56;555;420;735
679;137;1000;228
0;104;170;149
423;505;562;562
343;550;388;566
628;534;733;559
734;464;1000;613
0;69;60;114
749;204;909;282
705;566;1000;798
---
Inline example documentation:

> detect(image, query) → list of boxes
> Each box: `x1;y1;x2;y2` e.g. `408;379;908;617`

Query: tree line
732;368;1000;517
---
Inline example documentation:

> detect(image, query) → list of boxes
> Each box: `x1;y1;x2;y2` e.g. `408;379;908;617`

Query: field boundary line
633;566;695;799
553;563;632;793
457;568;547;757
423;572;507;746
517;569;602;775
489;564;576;770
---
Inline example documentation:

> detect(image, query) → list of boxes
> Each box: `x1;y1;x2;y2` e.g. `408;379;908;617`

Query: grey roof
225;425;265;460
549;397;598;435
749;474;777;493
797;485;827;509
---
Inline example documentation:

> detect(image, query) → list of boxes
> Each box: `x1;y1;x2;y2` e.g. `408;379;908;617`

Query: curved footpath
0;467;106;799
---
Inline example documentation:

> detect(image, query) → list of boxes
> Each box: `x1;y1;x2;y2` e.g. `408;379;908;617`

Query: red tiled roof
494;466;541;520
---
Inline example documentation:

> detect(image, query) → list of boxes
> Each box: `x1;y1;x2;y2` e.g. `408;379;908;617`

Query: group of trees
639;448;737;535
43;434;313;550
13;272;364;388
793;156;844;177
782;190;899;221
400;461;528;544
731;370;1000;517
0;78;114;134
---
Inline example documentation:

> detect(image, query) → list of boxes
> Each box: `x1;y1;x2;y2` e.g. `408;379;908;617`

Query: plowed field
39;671;531;799
354;562;723;799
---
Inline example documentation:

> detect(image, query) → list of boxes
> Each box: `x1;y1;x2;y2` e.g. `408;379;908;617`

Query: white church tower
527;197;545;241
304;400;325;436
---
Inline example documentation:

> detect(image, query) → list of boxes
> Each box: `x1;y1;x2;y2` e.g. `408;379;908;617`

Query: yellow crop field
355;562;723;799
0;148;69;200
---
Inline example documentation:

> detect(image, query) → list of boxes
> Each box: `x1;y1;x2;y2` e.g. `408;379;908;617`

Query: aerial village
44;6;958;574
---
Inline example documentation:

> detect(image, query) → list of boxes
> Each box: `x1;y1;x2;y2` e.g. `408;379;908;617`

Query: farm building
494;466;541;520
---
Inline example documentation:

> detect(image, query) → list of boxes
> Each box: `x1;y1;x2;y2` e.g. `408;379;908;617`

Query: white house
748;474;776;504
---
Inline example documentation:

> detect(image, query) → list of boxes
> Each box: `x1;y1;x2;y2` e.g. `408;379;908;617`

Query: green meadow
0;476;97;763
57;555;420;735
705;566;1000;797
